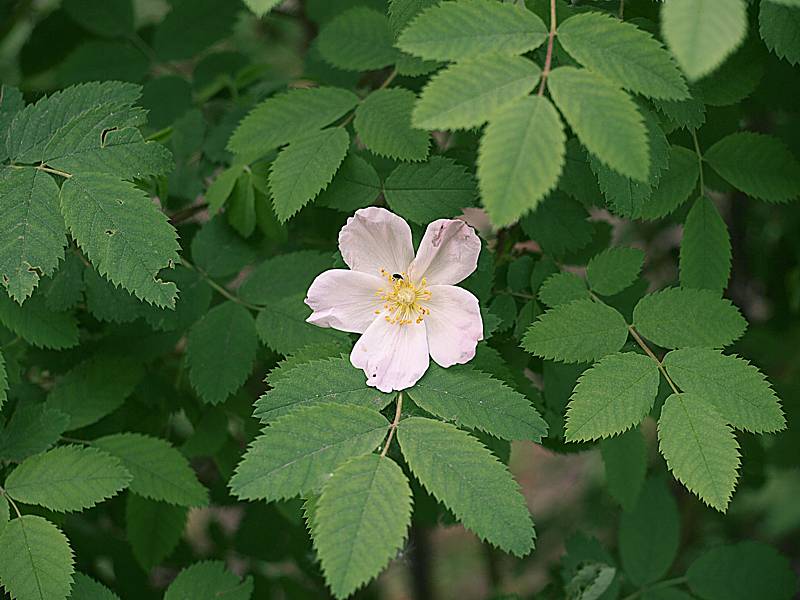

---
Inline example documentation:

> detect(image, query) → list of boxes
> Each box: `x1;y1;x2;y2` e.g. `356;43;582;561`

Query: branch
537;0;557;96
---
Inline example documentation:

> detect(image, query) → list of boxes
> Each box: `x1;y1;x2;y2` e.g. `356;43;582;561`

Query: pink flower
305;207;484;392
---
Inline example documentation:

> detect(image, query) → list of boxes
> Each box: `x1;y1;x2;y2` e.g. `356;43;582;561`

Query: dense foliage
0;0;799;599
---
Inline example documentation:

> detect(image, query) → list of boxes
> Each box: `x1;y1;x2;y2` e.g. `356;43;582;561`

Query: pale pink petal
351;318;429;392
305;269;383;334
425;285;483;368
408;219;481;285
339;207;414;277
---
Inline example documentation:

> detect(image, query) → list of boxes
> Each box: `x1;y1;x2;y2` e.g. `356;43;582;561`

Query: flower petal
339;207;414;277
426;285;483;368
408;219;481;285
351;318;429;392
305;269;383;334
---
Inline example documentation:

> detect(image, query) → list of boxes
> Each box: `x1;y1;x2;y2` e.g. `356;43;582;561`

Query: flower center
376;269;431;325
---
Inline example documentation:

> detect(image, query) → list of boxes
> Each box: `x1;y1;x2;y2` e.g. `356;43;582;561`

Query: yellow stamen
376;268;431;326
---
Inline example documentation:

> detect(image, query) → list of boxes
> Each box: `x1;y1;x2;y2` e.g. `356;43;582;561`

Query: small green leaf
68;573;120;600
164;561;253;600
317;8;398;71
398;417;535;556
317;154;381;212
406;363;548;442
760;2;800;66
412;55;541;130
0;351;7;413
4;446;131;513
126;494;187;572
633;288;747;349
679;196;731;294
242;0;282;17
313;455;412;599
663;348;786;433
600;427;646;511
587;247;645;296
640;145;699;220
658;393;740;511
354;88;429;161
396;0;547;61
478;95;566;226
539;273;589;307
565;353;660;442
0;403;70;463
522;299;629;364
520;193;593;257
547;67;649;182
230;403;389;501
268;127;350;222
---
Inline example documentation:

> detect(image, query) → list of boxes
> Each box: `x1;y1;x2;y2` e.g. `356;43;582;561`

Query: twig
380;392;404;458
38;165;72;178
181;257;265;311
627;324;681;395
537;0;557;96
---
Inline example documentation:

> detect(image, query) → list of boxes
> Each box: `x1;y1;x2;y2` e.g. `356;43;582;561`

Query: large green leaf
679;196;731;294
406;364;548;442
640;145;700;220
0;403;69;463
93;433;208;507
522;299;629;364
397;417;535;556
4;446;131;512
0;293;78;349
254;356;393;423
396;0;547;61
658;393;740;511
255;293;350;355
164;561;253;600
268;127;349;222
547;67;649;182
633;288;746;349
478;95;566;226
354;88;429;161
317;8;398;71
312;455;412;599
227;87;358;160
186;301;258;405
0;516;74;600
557;11;688;100
125;494;187;571
704;132;800;203
230;404;389;501
663;348;786;433
60;173;179;308
0;168;66;303
662;0;747;80
565;353;660;442
539;272;589;307
760;2;800;66
412;55;540;130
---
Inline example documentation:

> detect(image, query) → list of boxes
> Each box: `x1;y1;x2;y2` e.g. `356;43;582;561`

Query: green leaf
587;247;644;296
522;299;629;364
557;12;688;100
618;477;680;586
187;302;258;405
240;250;333;305
190;217;256;279
93;433;208;507
153;0;239;61
519;193;593;257
396;0;547;61
354;88;429;161
0;403;69;463
662;0;747;81
204;163;242;214
760;2;800;66
60;173;179;308
4;446;131;513
0;168;66;303
384;156;477;224
640;145;700;220
268;127;350;222
230;404;389;501
412;55;541;130
399;417;535;556
68;573;119;600
600;427;646;511
62;0;133;36
633;288;747;349
254;356;393;423
313;455;411;600
565;562;617;600
0;85;24;162
46;356;144;430
565;353;660;442
692;42;765;108
0;516;74;600
657;393;740;511
164;561;253;600
406;363;548;442
317;8;398;71
686;541;797;600
679;196;731;294
704;132;800;203
663;348;786;433
227;87;358;160
539;272;589;307
125;494;187;571
547;67;649;182
317;153;381;212
0;293;78;349
0;495;9;539
255;293;350;355
0;351;6;413
242;0;282;17
478;95;566;226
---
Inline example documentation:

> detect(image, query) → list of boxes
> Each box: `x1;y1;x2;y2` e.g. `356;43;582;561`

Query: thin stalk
537;0;557;96
627;324;681;395
181;257;265;311
691;129;705;195
380;392;404;458
0;487;23;518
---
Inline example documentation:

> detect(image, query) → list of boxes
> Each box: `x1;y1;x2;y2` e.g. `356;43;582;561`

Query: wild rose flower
305;207;483;392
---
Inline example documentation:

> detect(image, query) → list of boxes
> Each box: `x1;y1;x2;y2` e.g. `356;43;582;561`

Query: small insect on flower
304;207;484;392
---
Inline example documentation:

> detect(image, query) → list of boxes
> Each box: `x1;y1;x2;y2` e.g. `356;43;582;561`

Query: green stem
380;392;404;458
180;257;264;311
0;486;23;518
537;0;557;96
691;129;705;196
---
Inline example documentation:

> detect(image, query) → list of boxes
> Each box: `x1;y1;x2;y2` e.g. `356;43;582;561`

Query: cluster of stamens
375;268;431;325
